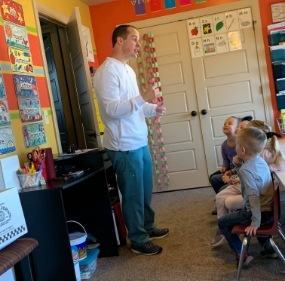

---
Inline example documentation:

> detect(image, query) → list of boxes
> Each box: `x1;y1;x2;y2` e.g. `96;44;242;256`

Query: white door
67;8;101;148
129;21;209;191
192;13;266;175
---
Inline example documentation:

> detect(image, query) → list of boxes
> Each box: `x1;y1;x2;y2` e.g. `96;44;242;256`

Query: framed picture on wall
271;3;285;23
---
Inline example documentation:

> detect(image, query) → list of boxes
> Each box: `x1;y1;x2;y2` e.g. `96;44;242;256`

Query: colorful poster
196;0;206;3
164;0;176;9
3;21;29;50
225;10;239;31
190;38;203;58
213;13;227;34
0;100;11;126
200;16;214;36
18;99;42;123
215;33;229;53
9;47;33;73
0;73;6;99
180;0;190;5
0;0;25;26
0;126;16;155
150;0;161;12
238;8;252;29
22;122;47;148
228;31;242;51
133;1;146;16
13;74;38;98
202;36;216;55
187;18;201;39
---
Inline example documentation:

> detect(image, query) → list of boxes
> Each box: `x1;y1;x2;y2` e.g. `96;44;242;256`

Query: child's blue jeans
218;208;270;254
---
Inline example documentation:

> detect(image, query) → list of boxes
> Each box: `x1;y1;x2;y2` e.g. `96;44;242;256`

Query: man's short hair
236;127;267;156
112;25;137;47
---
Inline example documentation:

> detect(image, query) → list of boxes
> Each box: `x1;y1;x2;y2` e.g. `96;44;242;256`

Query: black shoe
149;228;169;241
211;208;217;215
261;246;278;258
131;241;162;255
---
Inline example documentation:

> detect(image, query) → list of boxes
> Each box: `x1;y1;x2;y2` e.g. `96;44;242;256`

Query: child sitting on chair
217;127;274;266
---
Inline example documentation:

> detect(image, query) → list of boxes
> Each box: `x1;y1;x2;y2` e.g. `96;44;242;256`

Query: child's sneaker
236;253;254;268
261;246;278;258
211;229;225;247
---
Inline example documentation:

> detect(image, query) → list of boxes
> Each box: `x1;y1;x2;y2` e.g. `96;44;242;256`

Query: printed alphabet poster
225;10;239;31
190;38;203;58
22;122;46;148
0;126;16;155
200;16;213;36
203;35;216;55
3;21;29;50
228;31;242;51
0;0;25;26
0;100;11;126
213;13;227;34
238;8;252;29
215;33;229;53
13;74;38;98
18;99;42;123
9;47;33;73
187;18;201;39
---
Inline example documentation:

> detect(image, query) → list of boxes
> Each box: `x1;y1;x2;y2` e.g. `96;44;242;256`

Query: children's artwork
18;99;42;123
190;38;203;58
213;13;227;34
215;33;229;53
3;21;29;50
271;3;285;23
150;0;161;12
0;73;6;99
13;74;38;98
82;25;94;62
9;48;33;73
238;8;252;29
228;31;242;51
225;11;239;31
203;36;216;55
0;0;25;26
164;0;176;9
0;100;11;126
22;122;47;148
200;16;213;36
0;126;16;155
132;0;146;16
187;18;201;39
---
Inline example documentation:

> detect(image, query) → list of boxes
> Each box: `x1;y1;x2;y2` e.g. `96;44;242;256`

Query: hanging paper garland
136;33;170;189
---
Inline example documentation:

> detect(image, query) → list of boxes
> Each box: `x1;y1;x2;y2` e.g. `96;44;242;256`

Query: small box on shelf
277;118;285;134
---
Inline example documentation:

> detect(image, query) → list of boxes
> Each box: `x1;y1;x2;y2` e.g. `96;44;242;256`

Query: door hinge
253;20;257;31
260;85;263;95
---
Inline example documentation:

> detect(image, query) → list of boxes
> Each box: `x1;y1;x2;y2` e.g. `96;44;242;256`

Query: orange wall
90;0;280;132
90;0;239;65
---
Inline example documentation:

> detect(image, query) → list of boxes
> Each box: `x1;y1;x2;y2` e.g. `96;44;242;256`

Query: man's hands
142;86;160;102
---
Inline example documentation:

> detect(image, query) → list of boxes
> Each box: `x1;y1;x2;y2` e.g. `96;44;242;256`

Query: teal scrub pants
106;146;156;247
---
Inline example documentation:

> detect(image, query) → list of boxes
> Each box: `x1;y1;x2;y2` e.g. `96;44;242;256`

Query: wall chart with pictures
187;7;252;58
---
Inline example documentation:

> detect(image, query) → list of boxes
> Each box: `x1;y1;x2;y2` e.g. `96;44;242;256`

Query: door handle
201;109;207;115
191;111;197;116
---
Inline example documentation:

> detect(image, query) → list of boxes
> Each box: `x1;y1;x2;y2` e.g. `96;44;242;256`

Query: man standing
93;25;168;255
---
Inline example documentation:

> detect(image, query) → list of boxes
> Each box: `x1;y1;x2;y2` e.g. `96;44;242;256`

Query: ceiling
80;0;118;6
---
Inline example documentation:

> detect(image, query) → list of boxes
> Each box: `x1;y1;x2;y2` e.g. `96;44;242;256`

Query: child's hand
225;170;232;177
233;156;242;165
245;225;258;236
222;174;230;183
220;167;227;173
229;178;240;185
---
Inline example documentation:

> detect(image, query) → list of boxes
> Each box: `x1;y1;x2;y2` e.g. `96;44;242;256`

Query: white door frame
126;0;273;129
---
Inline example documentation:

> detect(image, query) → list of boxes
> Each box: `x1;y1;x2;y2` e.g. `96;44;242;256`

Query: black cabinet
18;149;120;281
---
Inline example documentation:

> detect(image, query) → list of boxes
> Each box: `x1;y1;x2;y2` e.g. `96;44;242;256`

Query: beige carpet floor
90;187;285;281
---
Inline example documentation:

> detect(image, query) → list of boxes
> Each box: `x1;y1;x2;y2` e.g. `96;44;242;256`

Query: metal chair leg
269;238;285;265
237;236;248;281
278;223;285;243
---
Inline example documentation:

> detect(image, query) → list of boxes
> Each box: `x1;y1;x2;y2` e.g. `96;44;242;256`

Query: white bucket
67;221;87;261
